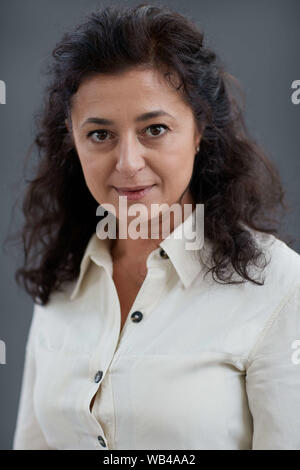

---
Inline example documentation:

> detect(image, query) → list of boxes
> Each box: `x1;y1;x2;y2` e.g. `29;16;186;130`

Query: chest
112;261;147;332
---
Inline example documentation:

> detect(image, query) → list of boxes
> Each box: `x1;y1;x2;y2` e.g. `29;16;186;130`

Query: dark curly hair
7;2;294;305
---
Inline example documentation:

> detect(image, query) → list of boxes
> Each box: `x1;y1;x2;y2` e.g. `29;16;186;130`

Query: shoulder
248;229;300;292
28;280;80;351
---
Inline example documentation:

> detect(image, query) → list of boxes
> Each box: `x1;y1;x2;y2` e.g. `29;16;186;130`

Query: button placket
97;434;107;447
94;370;103;383
159;248;169;259
88;271;123;394
130;311;143;323
81;383;109;450
91;370;116;450
111;259;173;361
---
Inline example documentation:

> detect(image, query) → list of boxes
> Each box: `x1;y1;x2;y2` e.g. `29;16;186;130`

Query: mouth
113;184;156;200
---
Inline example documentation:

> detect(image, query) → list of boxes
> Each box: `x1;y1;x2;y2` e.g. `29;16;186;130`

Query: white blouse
13;209;300;450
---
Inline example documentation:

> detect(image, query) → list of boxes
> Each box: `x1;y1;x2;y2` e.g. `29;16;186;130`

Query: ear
194;129;202;150
194;118;203;140
65;119;69;131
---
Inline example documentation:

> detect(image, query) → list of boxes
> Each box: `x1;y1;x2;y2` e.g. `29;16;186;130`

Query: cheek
75;142;107;177
76;153;110;197
155;148;195;184
74;136;103;171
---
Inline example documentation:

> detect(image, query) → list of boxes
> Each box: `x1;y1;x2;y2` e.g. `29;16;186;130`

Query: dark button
94;370;103;383
159;248;169;259
97;435;106;447
130;311;143;323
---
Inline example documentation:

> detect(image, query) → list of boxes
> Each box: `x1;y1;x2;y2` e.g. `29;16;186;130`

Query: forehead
70;67;190;118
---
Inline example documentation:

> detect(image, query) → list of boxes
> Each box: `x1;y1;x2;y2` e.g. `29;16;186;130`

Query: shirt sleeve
12;304;53;450
245;285;300;450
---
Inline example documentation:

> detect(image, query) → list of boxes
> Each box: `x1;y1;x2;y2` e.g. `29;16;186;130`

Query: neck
110;189;195;263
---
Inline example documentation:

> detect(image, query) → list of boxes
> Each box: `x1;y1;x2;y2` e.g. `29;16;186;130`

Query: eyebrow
80;110;174;128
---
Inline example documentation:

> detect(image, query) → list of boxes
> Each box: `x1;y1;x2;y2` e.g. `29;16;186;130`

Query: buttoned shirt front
13;209;300;450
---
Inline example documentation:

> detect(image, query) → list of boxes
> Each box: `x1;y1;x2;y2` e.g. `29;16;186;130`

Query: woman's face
67;67;201;224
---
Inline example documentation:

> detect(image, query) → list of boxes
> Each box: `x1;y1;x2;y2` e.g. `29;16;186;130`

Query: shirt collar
159;206;212;289
69;207;212;300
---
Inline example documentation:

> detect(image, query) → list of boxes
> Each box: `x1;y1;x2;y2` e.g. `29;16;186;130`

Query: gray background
0;0;299;449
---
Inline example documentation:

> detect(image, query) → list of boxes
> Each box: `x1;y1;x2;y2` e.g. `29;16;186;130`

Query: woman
12;3;300;450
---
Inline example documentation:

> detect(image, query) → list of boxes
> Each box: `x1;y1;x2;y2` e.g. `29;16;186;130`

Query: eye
144;124;169;138
87;129;112;143
86;123;170;143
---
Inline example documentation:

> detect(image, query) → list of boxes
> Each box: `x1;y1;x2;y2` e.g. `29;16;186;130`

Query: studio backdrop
0;0;299;450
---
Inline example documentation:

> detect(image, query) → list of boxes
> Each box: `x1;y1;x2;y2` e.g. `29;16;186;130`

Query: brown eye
145;124;169;137
87;130;111;142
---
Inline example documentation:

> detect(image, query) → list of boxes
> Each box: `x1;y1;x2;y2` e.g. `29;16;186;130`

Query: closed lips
115;185;154;191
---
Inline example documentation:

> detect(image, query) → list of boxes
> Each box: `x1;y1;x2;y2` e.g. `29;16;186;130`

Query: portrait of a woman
12;3;300;450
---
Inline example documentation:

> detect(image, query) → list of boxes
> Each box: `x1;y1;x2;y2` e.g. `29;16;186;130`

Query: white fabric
13;210;300;449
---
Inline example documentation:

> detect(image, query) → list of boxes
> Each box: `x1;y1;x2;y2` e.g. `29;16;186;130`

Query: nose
115;133;145;177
